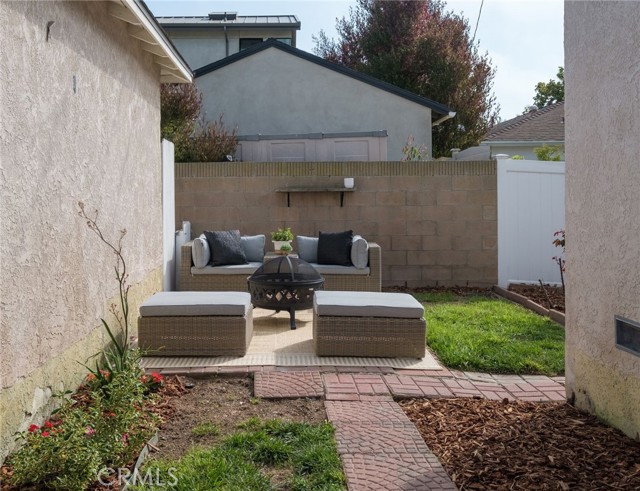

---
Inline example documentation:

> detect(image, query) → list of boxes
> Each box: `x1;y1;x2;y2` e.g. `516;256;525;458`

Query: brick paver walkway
327;401;456;491
250;369;566;490
253;369;565;403
156;365;565;490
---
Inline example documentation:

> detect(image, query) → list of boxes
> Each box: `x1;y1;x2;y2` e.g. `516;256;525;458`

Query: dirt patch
509;283;565;312
401;398;640;490
153;375;326;461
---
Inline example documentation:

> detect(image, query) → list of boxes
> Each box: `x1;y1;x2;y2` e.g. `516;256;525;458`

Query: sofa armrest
367;242;382;288
180;240;195;277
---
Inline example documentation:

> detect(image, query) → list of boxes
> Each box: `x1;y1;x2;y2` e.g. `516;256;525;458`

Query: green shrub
161;83;237;162
9;363;160;490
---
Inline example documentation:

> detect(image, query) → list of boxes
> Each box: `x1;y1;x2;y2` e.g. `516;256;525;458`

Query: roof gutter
432;111;456;127
123;0;192;83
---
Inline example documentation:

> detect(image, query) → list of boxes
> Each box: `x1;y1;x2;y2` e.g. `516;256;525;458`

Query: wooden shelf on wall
275;187;356;207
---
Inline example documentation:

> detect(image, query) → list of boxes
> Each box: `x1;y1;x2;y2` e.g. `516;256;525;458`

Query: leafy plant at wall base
552;229;565;290
511;155;525;160
7;205;162;490
78;202;133;384
9;366;159;490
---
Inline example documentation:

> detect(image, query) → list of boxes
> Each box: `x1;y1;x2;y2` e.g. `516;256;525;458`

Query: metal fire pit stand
248;256;324;329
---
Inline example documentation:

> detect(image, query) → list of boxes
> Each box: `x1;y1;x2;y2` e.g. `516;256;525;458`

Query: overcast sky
147;0;564;121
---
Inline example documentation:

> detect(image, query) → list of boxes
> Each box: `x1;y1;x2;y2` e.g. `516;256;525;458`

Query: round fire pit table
248;256;324;329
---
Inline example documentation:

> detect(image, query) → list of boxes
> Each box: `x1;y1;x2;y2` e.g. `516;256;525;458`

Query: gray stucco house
157;12;301;70
481;102;565;160
193;39;454;161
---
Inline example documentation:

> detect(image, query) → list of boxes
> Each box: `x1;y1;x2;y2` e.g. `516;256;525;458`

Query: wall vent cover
615;315;640;356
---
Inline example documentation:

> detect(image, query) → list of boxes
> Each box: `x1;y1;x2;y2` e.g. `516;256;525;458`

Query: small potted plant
271;227;294;252
278;242;293;255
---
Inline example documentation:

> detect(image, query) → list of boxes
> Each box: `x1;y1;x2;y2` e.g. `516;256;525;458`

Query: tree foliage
160;83;237;162
314;0;498;158
534;144;563;162
533;67;564;108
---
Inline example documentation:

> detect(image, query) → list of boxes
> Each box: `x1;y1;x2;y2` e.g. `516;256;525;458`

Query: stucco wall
565;1;640;439
0;1;164;459
195;47;433;160
175;161;497;288
167;29;295;69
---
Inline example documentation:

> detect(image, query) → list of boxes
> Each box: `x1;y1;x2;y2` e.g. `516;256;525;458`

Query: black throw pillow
204;230;248;266
317;230;353;266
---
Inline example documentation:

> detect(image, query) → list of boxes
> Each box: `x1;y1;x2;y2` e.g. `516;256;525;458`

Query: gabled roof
194;39;454;123
484;102;564;143
109;0;192;83
157;14;301;30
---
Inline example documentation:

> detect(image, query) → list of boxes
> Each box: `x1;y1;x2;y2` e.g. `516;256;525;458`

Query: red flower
141;375;147;383
151;372;163;383
85;373;96;382
44;420;53;429
85;426;96;437
28;424;39;433
41;431;50;437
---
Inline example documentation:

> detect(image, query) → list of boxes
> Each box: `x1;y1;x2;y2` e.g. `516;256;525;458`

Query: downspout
431;111;456;127
224;25;229;56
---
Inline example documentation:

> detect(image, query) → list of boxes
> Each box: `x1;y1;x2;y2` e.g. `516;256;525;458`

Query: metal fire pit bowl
248;256;324;329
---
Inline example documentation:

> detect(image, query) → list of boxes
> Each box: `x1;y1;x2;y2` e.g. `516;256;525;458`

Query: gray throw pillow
241;235;266;262
297;235;319;263
318;230;353;266
351;235;369;269
192;234;211;269
204;230;247;266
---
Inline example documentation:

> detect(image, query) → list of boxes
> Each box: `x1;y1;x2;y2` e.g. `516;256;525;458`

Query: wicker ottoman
313;291;426;358
138;292;253;356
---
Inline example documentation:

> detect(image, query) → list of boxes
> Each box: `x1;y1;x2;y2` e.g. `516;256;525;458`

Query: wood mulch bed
401;397;640;490
509;283;565;313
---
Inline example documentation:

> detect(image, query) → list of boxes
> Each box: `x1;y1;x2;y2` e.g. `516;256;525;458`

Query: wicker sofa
179;240;381;292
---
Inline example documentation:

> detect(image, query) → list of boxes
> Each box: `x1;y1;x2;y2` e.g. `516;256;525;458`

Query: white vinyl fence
162;139;176;291
497;156;565;288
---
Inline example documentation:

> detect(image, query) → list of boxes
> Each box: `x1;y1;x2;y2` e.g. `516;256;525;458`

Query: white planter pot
272;240;292;251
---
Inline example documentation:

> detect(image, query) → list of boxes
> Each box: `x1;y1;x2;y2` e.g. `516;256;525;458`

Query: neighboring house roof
194;39;454;123
110;0;192;83
157;14;301;30
484;102;564;144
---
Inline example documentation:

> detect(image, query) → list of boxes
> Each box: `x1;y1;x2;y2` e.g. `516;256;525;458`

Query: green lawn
131;418;346;491
417;294;565;376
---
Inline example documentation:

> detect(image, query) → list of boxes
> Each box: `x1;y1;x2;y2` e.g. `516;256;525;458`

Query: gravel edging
492;285;565;326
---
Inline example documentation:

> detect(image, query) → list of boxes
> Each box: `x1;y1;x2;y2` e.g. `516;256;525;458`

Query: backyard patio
139;307;442;373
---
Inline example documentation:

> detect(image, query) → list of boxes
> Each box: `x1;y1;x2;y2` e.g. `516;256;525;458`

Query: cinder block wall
175;161;497;287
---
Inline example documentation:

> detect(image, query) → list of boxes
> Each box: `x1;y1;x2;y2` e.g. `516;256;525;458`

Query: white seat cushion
140;292;251;317
314;291;424;319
